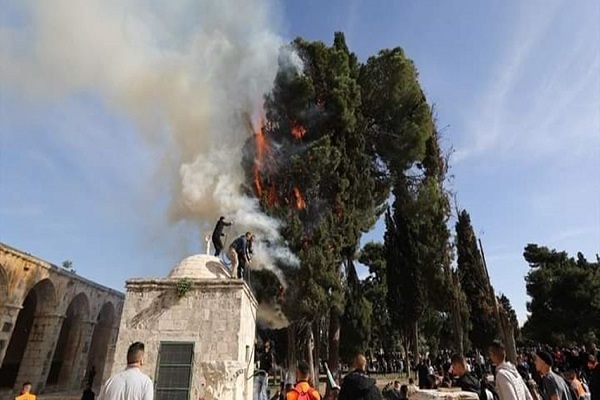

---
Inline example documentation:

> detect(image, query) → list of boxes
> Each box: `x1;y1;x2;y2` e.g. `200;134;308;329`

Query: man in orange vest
15;382;36;400
287;360;321;400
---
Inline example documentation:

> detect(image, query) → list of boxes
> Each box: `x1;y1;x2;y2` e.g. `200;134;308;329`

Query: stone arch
0;265;8;304
0;278;57;389
85;302;115;387
46;292;90;389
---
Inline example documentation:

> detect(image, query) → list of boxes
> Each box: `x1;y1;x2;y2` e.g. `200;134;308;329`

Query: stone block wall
112;278;257;400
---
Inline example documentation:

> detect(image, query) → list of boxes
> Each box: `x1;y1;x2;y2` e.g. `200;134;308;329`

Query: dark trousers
238;259;246;279
213;236;224;256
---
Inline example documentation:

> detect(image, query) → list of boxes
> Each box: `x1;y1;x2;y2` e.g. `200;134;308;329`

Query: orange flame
291;122;306;139
253;120;268;197
293;187;306;210
267;185;277;206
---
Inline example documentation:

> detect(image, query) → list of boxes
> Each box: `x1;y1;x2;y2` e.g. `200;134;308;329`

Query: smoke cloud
1;0;300;274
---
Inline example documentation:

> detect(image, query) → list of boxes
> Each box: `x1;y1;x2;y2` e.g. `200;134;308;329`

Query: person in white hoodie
489;340;534;400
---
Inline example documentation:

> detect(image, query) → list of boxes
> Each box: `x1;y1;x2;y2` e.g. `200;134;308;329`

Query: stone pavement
37;392;80;400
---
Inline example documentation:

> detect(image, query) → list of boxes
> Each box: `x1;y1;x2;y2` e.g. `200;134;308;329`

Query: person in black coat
212;216;232;256
588;355;600;400
339;354;383;400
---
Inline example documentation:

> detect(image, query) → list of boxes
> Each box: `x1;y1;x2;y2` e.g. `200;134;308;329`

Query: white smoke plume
1;0;300;275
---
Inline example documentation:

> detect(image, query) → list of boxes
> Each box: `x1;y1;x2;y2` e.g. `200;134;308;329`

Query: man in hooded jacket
489;341;534;400
339;354;383;400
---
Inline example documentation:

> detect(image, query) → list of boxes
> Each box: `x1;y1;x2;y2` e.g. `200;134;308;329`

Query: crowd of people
252;340;600;400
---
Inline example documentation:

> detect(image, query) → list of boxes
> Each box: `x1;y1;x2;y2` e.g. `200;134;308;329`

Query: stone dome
168;254;231;279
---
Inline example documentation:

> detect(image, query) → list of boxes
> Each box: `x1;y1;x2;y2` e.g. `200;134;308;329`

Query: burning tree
243;32;442;382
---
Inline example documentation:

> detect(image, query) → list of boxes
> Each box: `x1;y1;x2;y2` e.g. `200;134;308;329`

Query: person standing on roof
212;216;232;257
228;232;252;279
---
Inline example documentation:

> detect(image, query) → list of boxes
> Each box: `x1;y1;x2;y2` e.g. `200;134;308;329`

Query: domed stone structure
168;254;231;280
110;254;256;400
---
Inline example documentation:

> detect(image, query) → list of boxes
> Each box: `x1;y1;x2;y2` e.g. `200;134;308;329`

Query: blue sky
1;0;599;324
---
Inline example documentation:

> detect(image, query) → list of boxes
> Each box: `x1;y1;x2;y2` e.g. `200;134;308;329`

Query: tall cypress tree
359;242;393;356
384;174;426;358
340;259;372;362
455;210;499;350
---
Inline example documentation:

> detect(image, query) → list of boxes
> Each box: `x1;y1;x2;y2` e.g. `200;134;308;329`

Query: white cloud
455;0;600;163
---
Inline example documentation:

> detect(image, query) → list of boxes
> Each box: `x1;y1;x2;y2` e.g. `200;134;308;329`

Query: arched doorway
0;279;56;389
85;302;115;387
46;293;90;389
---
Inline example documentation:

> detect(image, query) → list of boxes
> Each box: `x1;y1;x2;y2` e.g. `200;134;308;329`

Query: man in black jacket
451;354;481;393
211;216;232;256
339;354;383;400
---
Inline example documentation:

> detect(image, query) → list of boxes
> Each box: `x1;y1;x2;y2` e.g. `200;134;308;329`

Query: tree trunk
289;321;312;381
411;321;419;366
403;335;411;378
307;325;316;387
328;308;341;376
312;320;321;392
288;325;297;372
451;295;464;354
499;308;518;364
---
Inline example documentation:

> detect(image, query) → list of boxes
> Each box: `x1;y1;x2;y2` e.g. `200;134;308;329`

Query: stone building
112;253;257;400
0;243;124;399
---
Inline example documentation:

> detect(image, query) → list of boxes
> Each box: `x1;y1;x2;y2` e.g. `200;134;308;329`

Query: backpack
292;387;319;400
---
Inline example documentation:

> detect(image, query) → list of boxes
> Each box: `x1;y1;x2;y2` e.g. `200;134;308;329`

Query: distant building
0;243;124;398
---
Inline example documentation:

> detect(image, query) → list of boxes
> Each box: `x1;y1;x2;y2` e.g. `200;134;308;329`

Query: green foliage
447;268;471;352
340;260;372;362
384;176;427;340
382;125;457;356
359;243;394;352
359;48;433;172
455;210;499;350
250;269;282;304
241;32;447;365
61;260;76;274
522;244;600;345
176;278;192;298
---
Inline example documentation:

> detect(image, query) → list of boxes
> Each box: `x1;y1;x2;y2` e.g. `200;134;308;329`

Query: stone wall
112;277;257;400
0;243;124;400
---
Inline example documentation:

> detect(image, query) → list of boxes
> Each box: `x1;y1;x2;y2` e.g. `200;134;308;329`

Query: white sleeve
143;378;154;400
96;383;106;400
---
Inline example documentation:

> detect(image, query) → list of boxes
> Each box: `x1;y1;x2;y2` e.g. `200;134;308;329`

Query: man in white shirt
489;340;533;400
98;342;154;400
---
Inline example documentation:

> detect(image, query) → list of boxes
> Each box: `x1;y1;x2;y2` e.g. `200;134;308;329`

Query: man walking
98;342;153;400
489;340;533;400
